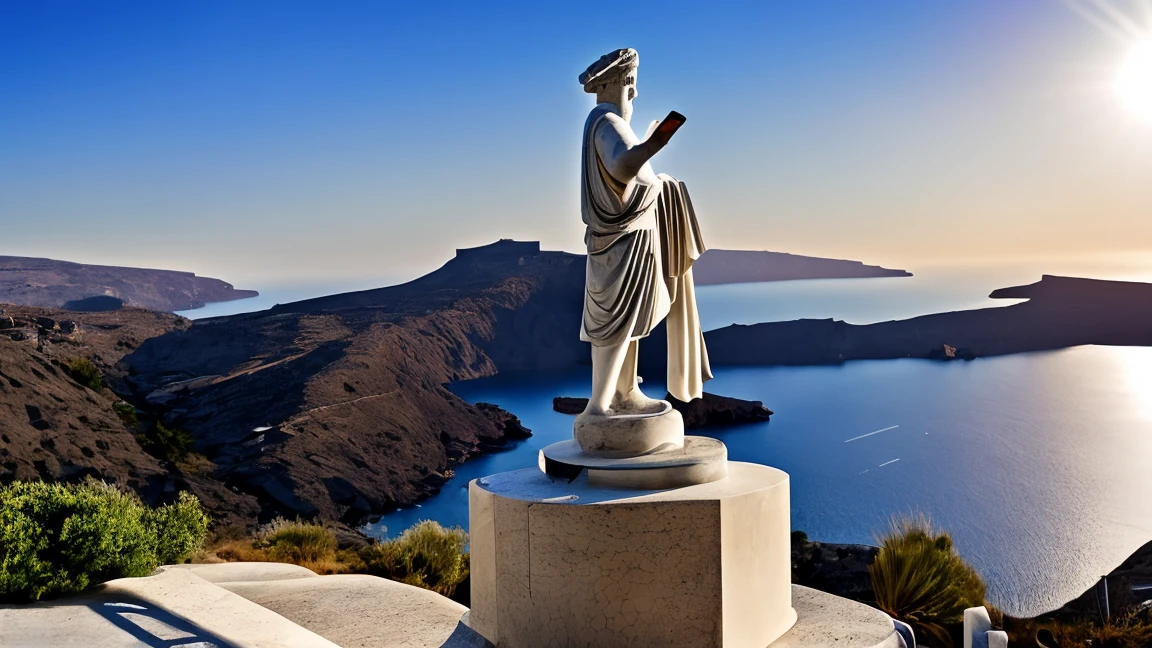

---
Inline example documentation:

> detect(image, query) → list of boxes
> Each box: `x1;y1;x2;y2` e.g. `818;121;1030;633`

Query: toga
579;103;713;402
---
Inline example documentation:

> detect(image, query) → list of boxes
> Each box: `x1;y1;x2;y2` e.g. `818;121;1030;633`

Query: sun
1116;38;1152;122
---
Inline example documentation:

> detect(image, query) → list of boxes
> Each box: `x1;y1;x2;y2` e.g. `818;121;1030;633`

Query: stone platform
469;462;796;648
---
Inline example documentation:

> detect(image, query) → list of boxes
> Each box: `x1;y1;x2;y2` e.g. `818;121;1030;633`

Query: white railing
964;606;1008;648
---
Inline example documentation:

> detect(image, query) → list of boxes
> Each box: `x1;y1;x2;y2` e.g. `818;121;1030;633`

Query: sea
184;261;1152;617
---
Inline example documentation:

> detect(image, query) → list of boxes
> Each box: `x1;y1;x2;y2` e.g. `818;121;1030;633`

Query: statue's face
618;84;634;122
594;69;637;120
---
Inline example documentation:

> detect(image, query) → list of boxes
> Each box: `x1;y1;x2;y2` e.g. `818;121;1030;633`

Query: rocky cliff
116;244;581;526
0;256;258;312
12;244;1150;533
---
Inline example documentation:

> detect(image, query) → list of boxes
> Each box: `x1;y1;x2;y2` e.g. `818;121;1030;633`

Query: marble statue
578;47;712;417
467;51;801;645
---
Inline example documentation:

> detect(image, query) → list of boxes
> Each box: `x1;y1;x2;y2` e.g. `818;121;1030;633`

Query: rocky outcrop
474;403;533;444
665;391;773;427
0;256;258;312
791;532;878;604
552;397;586;415
926;343;976;361
693;249;910;286
552;392;772;427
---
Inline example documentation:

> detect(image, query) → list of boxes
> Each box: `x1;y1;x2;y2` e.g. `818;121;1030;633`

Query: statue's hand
644;120;660;140
648;112;685;151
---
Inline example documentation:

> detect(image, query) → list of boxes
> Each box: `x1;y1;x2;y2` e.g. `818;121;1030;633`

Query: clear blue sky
2;1;1151;284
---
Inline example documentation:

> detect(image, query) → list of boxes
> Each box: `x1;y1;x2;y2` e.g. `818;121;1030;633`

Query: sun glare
1116;38;1152;122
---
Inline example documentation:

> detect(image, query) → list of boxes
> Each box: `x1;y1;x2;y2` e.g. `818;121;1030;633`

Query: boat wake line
844;425;899;443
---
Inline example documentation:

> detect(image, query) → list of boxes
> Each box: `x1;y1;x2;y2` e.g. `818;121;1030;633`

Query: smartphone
655;110;686;137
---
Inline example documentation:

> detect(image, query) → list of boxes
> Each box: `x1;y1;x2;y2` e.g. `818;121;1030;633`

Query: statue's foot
581;403;610;417
611;388;666;415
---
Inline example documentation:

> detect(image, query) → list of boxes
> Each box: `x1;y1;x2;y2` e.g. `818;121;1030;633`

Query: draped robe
579;103;713;402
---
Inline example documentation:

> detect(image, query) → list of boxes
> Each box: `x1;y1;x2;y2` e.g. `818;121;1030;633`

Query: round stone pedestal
468;462;796;648
573;401;684;456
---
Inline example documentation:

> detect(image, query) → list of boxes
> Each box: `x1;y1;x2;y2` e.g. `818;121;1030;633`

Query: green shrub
148;491;209;565
141;422;194;462
360;520;469;596
112;402;138;428
0;480;209;602
64;358;103;391
869;515;986;647
256;518;338;566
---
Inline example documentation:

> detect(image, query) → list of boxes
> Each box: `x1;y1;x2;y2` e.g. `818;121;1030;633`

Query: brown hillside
0;305;225;507
118;244;580;526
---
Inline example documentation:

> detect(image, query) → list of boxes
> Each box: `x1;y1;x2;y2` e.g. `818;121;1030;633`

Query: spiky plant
869;515;986;647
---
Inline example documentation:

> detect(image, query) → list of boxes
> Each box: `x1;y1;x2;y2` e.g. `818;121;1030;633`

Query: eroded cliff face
0;305;252;518
118;249;584;526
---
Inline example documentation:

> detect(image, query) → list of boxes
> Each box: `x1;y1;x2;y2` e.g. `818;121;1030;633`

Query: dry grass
196;519;358;575
174;453;215;476
1003;606;1152;648
195;518;468;592
359;520;469;596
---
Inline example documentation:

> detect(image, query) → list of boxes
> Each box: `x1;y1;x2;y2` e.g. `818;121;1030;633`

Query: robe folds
579;103;713;402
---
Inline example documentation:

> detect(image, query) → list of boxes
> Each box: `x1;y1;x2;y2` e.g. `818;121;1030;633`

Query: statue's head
580;48;639;121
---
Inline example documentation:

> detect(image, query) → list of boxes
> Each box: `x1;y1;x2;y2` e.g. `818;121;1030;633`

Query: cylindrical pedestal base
468;462;796;648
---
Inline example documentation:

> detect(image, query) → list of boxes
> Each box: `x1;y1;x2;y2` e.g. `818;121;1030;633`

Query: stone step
0;565;341;648
206;568;488;647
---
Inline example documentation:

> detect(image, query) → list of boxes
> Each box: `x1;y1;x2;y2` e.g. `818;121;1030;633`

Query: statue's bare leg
586;341;631;416
612;340;663;411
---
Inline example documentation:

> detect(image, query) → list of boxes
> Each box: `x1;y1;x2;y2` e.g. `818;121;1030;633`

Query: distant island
692;248;911;285
693;274;1152;367
0;255;258;312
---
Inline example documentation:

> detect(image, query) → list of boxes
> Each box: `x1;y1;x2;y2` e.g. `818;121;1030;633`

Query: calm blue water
366;268;1152;617
368;347;1152;617
697;267;1029;328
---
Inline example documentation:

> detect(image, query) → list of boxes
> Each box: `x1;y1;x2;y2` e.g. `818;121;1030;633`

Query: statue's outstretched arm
596;114;677;184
